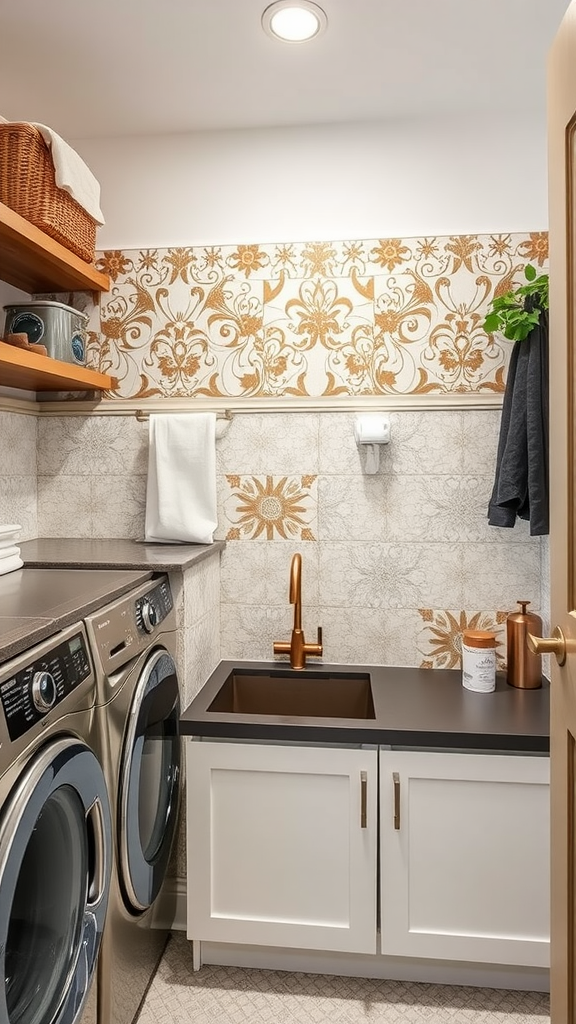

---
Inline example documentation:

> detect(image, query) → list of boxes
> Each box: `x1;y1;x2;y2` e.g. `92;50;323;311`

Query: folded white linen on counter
29;123;105;225
0;545;21;562
0;553;23;576
0;524;21;549
144;413;218;545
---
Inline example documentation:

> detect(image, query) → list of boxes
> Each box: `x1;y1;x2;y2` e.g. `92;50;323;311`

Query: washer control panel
86;575;176;673
135;578;173;635
0;632;91;741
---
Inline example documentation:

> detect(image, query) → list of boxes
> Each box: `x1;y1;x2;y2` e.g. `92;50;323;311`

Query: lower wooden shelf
0;341;113;392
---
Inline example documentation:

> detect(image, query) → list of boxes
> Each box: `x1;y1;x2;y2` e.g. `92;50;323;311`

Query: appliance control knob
141;598;158;634
31;671;57;713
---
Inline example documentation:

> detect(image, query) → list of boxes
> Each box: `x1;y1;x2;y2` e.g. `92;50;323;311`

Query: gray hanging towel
487;309;549;536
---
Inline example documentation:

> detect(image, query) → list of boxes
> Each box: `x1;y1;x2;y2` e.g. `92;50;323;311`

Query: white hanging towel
144;413;218;545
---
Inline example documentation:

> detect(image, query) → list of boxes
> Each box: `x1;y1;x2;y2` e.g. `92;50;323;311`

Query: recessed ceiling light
262;1;328;43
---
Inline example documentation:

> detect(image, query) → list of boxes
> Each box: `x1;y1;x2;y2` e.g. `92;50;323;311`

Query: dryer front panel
0;737;112;1024
119;647;181;912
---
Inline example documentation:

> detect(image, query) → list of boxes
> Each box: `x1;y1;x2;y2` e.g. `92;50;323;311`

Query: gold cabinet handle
527;626;566;666
360;771;367;828
393;771;400;830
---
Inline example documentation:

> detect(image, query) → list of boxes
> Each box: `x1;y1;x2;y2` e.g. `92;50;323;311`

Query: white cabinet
379;750;550;967
186;740;378;953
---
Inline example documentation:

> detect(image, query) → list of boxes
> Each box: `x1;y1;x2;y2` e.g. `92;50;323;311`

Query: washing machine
84;574;181;1024
0;621;113;1024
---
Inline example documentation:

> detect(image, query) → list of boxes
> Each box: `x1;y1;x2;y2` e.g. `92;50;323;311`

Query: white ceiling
0;0;572;140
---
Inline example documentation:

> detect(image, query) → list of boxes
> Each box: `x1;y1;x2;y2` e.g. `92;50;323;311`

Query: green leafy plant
482;265;549;341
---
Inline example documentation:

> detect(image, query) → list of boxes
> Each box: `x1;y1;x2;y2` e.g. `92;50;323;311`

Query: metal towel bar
135;408;232;423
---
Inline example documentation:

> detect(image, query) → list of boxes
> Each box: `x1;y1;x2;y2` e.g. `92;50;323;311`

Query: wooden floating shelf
0;201;110;294
0;341;113;392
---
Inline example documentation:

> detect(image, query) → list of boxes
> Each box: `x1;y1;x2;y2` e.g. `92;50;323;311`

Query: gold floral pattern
445;235;483;274
228;244;268;278
417;609;507;670
88;231;547;399
286;278;353;349
371;238;410;273
518;232;549;266
95;250;132;282
223;475;317;541
163;248;197;284
301;241;338;277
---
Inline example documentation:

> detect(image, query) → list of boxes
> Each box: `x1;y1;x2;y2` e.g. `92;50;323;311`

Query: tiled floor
137;933;550;1023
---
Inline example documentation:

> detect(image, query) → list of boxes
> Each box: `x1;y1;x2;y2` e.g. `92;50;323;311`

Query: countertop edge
179;718;550;753
19;539;225;572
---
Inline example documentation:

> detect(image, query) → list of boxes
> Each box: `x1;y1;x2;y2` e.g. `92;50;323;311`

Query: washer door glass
0;738;112;1024
120;648;180;912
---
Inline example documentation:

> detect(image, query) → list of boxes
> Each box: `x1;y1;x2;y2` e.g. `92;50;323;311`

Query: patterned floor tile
137;934;550;1024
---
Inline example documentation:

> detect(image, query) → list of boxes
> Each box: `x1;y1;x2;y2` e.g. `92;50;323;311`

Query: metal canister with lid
2;301;88;365
461;629;497;692
506;600;543;689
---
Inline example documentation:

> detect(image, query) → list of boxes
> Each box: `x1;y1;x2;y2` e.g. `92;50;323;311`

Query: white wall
75;113;549;251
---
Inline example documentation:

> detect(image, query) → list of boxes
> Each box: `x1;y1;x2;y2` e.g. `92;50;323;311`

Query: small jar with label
461;629;497;693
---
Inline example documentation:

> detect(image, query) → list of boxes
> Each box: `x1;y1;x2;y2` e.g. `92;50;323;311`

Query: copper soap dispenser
506;600;543;689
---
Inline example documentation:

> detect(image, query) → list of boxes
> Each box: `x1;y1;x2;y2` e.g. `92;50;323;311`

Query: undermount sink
207;668;375;720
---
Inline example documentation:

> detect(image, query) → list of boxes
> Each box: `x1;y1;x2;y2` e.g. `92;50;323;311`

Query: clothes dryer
0;622;112;1024
84;575;181;1024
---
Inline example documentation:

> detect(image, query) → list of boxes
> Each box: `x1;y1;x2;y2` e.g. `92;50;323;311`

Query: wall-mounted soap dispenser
354;414;391;474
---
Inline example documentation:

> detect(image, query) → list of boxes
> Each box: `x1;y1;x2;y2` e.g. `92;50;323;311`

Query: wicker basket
0;122;97;263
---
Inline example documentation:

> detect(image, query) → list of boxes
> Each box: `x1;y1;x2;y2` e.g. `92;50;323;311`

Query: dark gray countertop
20;538;225;571
0;567;153;663
181;660;550;752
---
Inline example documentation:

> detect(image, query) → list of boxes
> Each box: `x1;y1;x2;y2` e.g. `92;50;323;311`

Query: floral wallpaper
89;231;548;400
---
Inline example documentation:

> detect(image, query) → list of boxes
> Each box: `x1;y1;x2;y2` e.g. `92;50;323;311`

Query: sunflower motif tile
416;609;508;671
222;474;317;541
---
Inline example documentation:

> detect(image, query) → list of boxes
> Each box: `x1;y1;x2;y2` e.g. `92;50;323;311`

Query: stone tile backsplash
0;412;38;541
27;407;546;668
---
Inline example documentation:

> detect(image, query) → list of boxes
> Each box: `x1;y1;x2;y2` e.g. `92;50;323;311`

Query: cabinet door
380;750;550;967
187;741;377;953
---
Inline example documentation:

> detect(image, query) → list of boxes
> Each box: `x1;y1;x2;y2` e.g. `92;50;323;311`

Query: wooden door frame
548;4;576;1018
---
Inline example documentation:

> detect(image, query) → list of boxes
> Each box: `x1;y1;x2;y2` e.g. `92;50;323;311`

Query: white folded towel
0;545;21;561
144;413;218;545
0;553;23;576
0;524;21;549
29;123;105;225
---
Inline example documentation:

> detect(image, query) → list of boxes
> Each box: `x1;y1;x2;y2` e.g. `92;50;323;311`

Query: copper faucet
273;553;323;670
